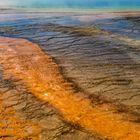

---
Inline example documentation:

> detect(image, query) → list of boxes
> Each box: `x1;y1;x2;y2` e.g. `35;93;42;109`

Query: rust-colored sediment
0;37;140;139
0;92;40;139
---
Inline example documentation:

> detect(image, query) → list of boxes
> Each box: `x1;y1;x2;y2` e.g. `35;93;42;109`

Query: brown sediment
114;11;140;17
0;37;140;139
0;91;41;139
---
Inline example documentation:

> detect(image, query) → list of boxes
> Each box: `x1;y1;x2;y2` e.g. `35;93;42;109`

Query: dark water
0;11;140;114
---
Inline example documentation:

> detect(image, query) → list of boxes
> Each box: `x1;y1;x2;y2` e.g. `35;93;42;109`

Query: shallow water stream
0;10;140;114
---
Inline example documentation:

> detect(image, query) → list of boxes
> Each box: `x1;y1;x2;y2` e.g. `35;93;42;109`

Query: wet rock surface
0;12;140;114
0;67;99;140
0;11;140;139
0;37;140;140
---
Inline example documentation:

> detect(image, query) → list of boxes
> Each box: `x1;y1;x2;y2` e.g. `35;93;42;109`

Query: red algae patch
0;37;140;139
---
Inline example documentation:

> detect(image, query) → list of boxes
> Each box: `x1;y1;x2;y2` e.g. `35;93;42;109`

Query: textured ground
0;11;140;139
0;37;140;140
0;77;98;140
0;12;105;140
0;37;100;140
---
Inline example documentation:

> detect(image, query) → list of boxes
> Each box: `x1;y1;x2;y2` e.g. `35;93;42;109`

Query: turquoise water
1;0;140;9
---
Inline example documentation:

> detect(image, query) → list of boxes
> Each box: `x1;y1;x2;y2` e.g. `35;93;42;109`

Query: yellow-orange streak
0;37;140;139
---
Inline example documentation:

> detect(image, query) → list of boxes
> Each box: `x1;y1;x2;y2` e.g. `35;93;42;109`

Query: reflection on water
0;11;140;38
0;11;140;114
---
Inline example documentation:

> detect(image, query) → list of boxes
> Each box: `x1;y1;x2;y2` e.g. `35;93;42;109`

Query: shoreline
0;7;140;13
0;36;140;139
